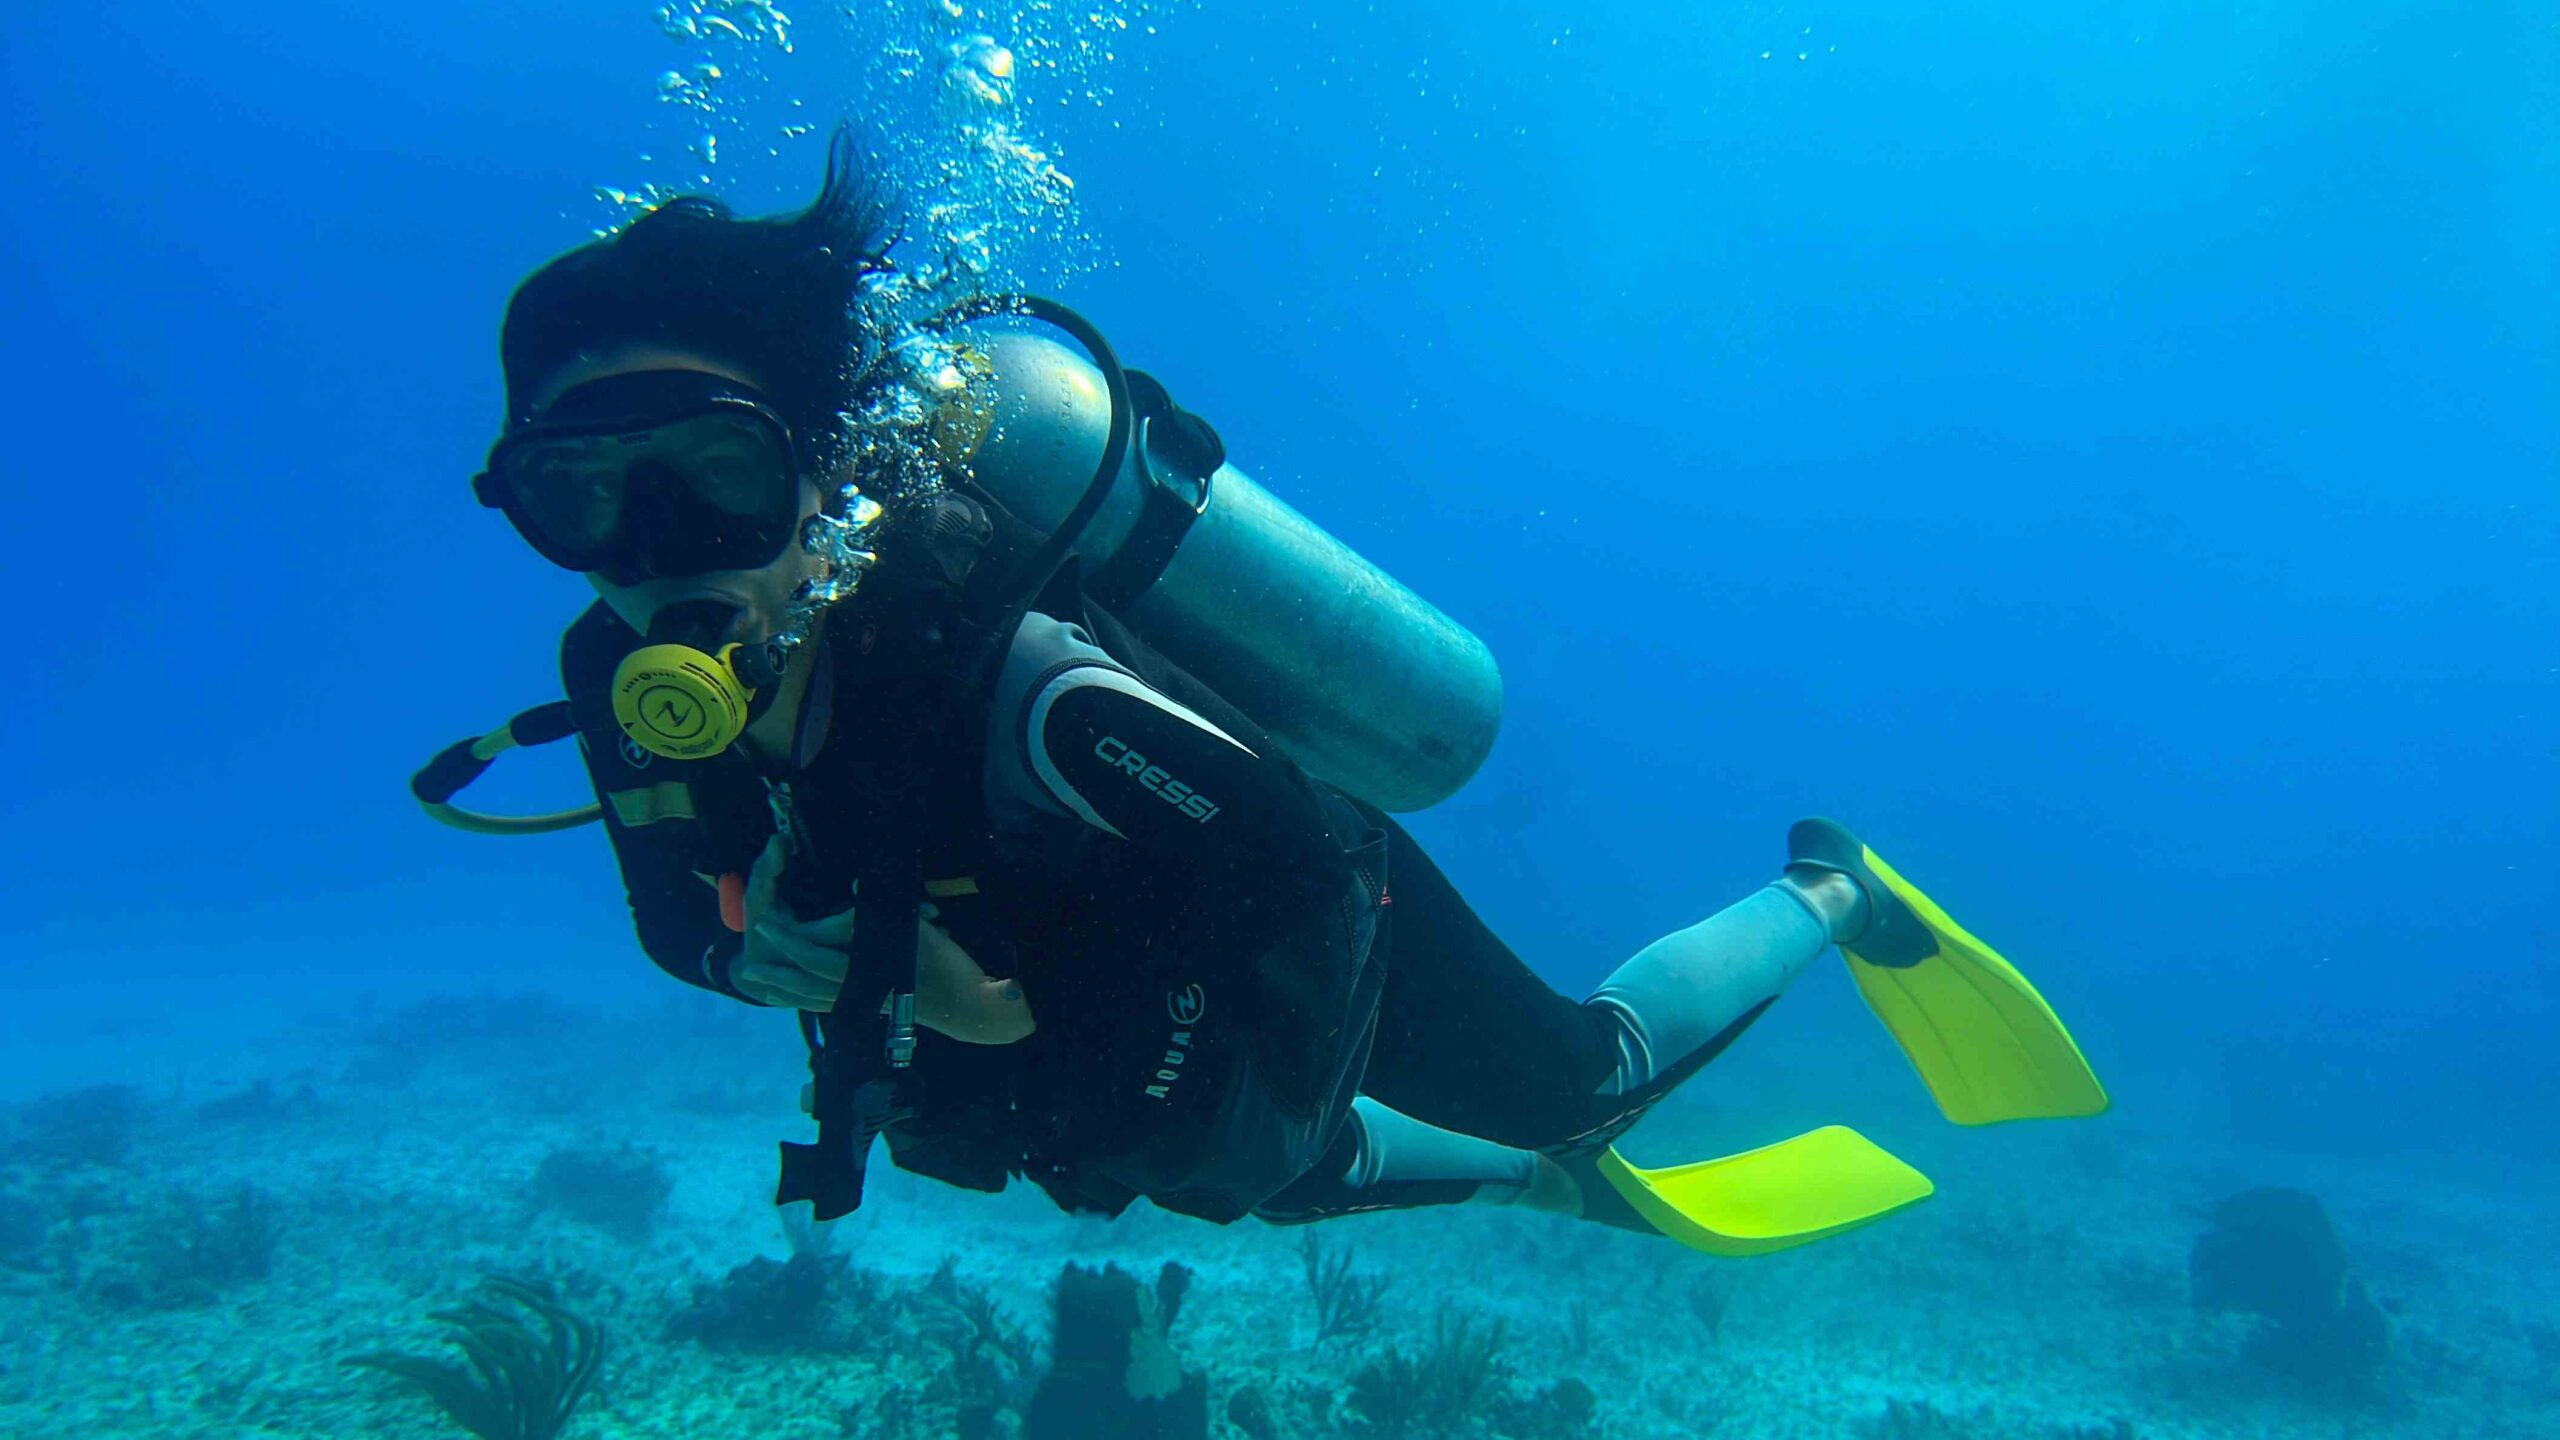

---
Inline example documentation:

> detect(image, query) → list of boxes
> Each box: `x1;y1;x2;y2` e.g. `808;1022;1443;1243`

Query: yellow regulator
610;642;756;761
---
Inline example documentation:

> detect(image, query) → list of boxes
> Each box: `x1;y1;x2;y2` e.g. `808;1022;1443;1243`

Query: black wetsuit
568;588;1635;1223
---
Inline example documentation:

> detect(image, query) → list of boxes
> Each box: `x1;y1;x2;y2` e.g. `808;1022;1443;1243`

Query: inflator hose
411;702;602;834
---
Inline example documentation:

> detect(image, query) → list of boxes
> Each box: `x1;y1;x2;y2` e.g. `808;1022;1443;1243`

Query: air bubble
943;34;1018;109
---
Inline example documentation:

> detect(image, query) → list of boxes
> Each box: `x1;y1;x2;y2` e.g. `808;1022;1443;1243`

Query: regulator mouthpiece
611;603;767;760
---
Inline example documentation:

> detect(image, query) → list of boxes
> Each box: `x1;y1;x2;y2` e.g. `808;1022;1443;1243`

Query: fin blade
1596;1127;1934;1257
1847;846;2110;1125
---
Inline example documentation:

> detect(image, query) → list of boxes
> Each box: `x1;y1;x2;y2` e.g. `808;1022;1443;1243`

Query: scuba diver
417;131;2108;1253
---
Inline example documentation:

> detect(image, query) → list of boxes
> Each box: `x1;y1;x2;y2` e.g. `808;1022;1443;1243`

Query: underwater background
3;1;2553;1436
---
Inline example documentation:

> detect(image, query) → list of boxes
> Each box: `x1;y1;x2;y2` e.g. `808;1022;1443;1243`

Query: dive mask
475;370;806;584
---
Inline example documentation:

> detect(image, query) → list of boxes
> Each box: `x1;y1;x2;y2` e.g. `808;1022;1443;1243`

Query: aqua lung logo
1093;737;1221;822
640;687;706;742
1145;984;1206;1100
617;735;656;770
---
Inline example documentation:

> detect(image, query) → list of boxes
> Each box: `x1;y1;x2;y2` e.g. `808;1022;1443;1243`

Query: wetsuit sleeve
577;735;758;1005
984;613;1346;873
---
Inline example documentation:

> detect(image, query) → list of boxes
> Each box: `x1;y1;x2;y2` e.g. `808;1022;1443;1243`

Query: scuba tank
938;326;1501;812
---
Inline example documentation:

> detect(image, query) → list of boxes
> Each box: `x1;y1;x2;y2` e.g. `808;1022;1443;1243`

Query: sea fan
345;1274;606;1440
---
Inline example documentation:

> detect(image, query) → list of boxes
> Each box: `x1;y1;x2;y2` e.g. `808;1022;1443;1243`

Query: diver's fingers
801;907;857;948
753;921;850;983
744;833;789;920
731;963;793;1008
734;961;840;1012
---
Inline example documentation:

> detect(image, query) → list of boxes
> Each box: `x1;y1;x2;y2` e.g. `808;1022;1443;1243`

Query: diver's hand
733;835;857;1010
731;836;1036;1043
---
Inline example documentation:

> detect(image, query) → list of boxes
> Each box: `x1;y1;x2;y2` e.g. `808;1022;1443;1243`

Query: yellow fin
1846;846;2111;1125
1595;1126;1934;1257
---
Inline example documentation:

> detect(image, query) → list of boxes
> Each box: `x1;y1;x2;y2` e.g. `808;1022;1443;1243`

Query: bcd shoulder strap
779;494;1054;1222
1085;369;1224;613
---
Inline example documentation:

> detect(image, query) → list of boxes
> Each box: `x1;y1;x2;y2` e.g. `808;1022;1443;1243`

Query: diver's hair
499;125;896;464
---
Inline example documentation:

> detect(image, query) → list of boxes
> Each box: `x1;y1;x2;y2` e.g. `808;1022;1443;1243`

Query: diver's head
493;347;827;647
476;127;895;648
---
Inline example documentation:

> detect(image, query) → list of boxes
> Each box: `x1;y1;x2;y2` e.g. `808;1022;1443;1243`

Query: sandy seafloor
1;991;2552;1440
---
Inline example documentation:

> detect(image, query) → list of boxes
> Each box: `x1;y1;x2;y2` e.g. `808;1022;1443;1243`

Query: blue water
3;2;2553;1436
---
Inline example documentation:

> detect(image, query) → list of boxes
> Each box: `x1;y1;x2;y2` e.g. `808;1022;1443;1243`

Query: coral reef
8;1084;142;1168
665;1252;846;1352
1344;1306;1511;1438
2190;1188;2347;1326
194;1077;322;1126
1870;1398;1984;1439
1022;1261;1205;1440
921;1256;1042;1429
140;1184;280;1308
59;1182;282;1311
1493;1377;1600;1439
528;1144;671;1242
1225;1383;1280;1440
1298;1231;1388;1344
2190;1186;2389;1384
3;989;2545;1440
345;1274;606;1440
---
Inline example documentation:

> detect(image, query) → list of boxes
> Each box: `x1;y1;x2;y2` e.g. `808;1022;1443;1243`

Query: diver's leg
1354;809;1628;1150
1251;1097;1585;1223
1357;805;1864;1156
1563;868;1863;1150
